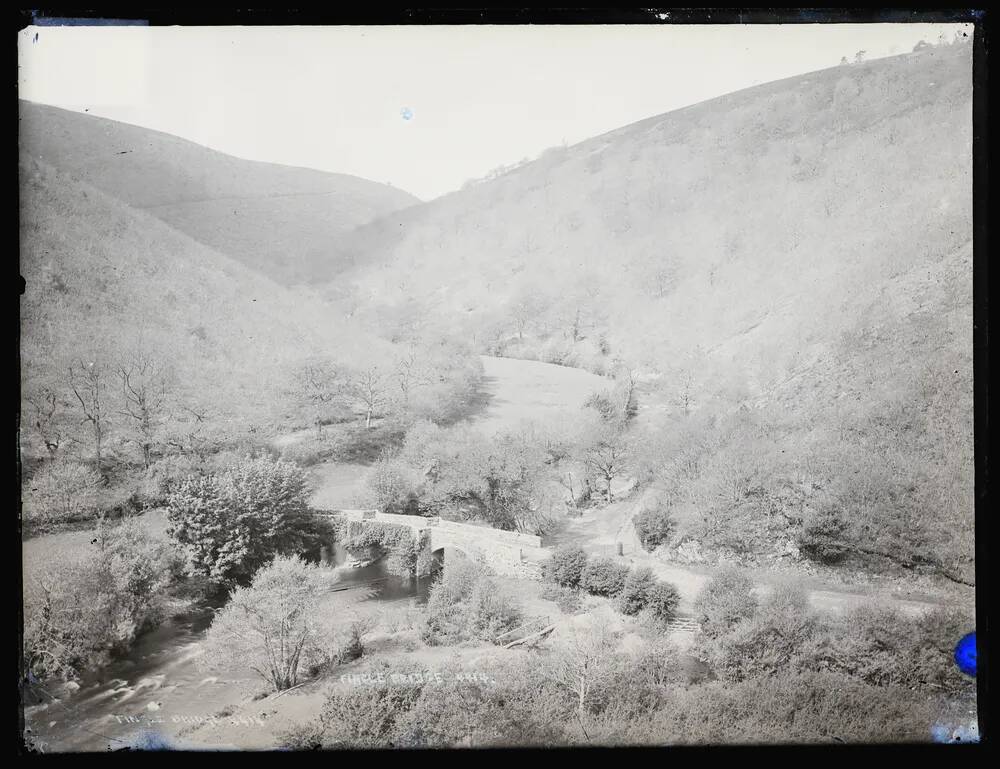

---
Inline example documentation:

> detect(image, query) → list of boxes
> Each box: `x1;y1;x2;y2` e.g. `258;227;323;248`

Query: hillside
329;43;974;580
18;101;418;285
19;150;397;443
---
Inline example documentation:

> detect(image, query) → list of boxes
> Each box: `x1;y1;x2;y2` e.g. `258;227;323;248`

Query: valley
20;29;978;750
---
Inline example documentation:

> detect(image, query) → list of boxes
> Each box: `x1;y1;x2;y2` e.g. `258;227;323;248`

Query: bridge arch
429;544;472;573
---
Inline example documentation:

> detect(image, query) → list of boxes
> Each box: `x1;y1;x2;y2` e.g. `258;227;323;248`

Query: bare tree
165;404;215;462
613;368;639;423
509;290;544;341
647;258;677;299
395;348;431;408
568;305;583;342
67;359;111;471
201;556;335;692
293;359;342;438
25;386;64;458
543;622;619;728
117;351;171;468
582;426;630;504
345;365;389;429
679;371;694;416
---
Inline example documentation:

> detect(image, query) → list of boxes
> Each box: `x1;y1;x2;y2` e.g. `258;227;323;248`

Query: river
22;543;434;753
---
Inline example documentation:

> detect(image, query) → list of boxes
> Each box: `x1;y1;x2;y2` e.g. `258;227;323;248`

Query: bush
580;557;630;597
798;506;850;564
365;451;419;514
633;507;676;552
278;721;326;751
166;454;327;584
421;559;522;645
693;566;758;639
23;518;178;680
583;391;618;421
22;460;102;529
277;437;334;468
138;454;201;504
540;337;576;367
616;566;658;615
315;662;426;748
394;656;573;747
646;582;682;624
335;620;368;665
821;604;974;693
712;583;819;683
543;545;589;588
540;583;583;614
644;671;936;745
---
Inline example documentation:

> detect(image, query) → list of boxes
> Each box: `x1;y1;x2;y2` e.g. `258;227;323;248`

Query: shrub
421;559;522;645
316;662;426;748
821;604;974;693
633;507;676;552
139;454;201;504
693;566;757;639
277;437;334;468
394;655;573;747
580;557;630;597
712;583;819;683
616;566;658;615
646;582;682;624
540;583;583;614
166;455;327;584
22;460;102;529
365;451;419;514
23;518;177;680
543;545;589;588
278;721;326;751
583;391;617;421
645;672;936;745
798;506;850;564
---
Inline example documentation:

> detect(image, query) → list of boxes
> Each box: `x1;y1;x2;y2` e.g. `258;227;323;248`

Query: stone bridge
331;510;549;579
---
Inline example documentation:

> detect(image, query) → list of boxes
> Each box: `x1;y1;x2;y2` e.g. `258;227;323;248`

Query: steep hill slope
18;101;418;285
19;151;396;441
330;43;974;581
333;44;971;389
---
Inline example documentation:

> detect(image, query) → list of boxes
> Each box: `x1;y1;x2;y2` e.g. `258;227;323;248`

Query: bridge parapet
432;519;542;548
332;510;428;529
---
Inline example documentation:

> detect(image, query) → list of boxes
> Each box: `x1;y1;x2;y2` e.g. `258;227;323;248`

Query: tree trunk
365;408;373;429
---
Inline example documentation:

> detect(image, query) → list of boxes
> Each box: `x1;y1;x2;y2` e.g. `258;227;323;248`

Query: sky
18;23;969;200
